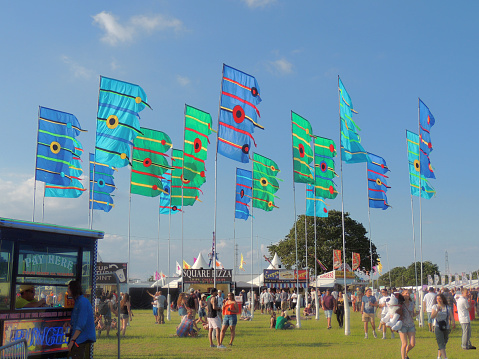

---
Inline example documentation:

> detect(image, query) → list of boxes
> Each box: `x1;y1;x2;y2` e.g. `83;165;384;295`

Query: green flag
292;112;314;184
252;153;280;211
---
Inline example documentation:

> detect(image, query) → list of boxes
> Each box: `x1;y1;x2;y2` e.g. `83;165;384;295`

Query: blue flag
89;153;116;212
367;153;390;209
306;184;328;217
159;171;181;215
406;130;436;199
235;168;253;220
419;99;436;179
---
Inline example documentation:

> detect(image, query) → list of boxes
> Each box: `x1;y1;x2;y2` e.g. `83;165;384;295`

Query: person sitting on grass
303;303;313;317
270;311;276;328
276;311;294;330
176;307;197;338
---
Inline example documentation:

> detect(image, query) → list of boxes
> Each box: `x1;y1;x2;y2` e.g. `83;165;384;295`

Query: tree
267;210;378;275
378;261;440;287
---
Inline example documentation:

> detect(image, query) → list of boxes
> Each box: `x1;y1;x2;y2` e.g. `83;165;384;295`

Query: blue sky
0;1;477;281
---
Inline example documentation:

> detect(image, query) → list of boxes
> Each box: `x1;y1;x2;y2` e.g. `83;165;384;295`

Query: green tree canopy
267;210;378;275
378;261;440;287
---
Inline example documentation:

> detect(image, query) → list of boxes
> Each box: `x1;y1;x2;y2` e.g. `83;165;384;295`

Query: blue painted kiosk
0;217;103;358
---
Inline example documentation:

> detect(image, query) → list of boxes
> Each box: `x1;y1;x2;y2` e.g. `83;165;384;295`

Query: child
270;312;276;329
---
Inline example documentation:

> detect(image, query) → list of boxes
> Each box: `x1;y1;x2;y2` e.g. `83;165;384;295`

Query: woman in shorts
398;289;417;359
219;292;239;346
119;293;132;337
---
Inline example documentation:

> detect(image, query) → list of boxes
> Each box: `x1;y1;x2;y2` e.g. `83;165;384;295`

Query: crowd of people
94;289;133;338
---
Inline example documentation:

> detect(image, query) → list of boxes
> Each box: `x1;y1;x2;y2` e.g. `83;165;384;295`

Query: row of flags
428;272;476;287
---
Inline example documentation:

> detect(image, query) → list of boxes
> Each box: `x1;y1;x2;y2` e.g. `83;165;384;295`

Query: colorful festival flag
95;76;151;168
176;261;182;276
36;106;86;186
159;171;181;215
170;149;199;207
313;137;338;199
131;128;172;197
419;99;436;179
45;139;86;198
89;153;116;212
217;64;263;163
183;105;213;189
252;153;280;211
339;77;370;163
406;131;436;199
367;152;391;210
291;112;314;184
235;168;253;220
183;260;191;269
352;252;361;271
377;259;383;274
316;258;328;272
239;253;246;271
306;184;328;217
333;249;342;269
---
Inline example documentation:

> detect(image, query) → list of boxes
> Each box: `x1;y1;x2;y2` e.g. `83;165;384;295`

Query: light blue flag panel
95;76;151;169
367;152;390;210
45;139;86;198
36;106;85;186
89;153;116;212
306;184;328;217
419;99;436;179
159;171;181;215
217;64;263;163
406;131;436;199
235;168;253;220
339;77;370;163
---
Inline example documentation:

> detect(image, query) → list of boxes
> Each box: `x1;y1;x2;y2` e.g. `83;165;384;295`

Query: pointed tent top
268;253;283;269
191;252;209;269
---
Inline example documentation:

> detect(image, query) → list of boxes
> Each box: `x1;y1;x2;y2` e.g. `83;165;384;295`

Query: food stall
0;217;103;358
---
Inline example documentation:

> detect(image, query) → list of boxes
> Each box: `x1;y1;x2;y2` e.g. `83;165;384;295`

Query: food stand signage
96;262;127;284
263;269;307;282
182;269;232;284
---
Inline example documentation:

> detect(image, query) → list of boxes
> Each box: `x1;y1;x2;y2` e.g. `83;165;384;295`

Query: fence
0;339;28;359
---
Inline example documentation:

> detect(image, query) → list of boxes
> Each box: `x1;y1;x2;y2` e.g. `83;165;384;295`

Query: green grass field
94;309;478;358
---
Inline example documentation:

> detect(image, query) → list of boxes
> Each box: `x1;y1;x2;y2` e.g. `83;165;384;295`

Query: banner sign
96;262;128;284
3;317;71;355
352;252;360;271
182;269;232;284
263;269;307;283
333;250;342;269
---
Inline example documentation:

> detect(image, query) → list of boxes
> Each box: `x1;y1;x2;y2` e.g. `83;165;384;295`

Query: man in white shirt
422;287;437;332
378;289;394;339
457;288;476;350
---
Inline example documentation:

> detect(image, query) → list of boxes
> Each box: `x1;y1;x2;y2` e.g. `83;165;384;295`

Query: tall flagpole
90;76;102;230
366;165;373;290
338;76;350;336
250;156;254;319
33;106;41;222
418;98;424;327
290;112;300;298
127;168;132;287
312;138;318;291
304;187;308;306
157;197;161;292
167;173;172;321
42;187;45;223
213;65;225;289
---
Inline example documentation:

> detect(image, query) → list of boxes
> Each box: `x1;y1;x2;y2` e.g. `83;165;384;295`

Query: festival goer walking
431;293;453;359
197;294;207;325
398;288;417;359
156;290;166;324
65;280;96;359
219;292;239;346
457;288;476;350
336;291;345;328
207;288;223;348
361;288;378;339
322;289;335;329
119;293;132;337
423;287;437;332
378;288;394;339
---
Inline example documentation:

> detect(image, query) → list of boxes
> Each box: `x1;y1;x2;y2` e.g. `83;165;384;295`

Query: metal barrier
0;339;28;359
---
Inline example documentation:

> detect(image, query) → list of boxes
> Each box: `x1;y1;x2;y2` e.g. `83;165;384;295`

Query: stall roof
0;217;104;239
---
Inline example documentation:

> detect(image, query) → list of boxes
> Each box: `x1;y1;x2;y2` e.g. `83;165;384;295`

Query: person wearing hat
15;285;46;309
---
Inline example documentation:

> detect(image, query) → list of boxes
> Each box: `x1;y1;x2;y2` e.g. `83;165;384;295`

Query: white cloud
92;11;183;46
269;58;293;75
176;75;190;87
243;0;276;8
110;59;121;71
61;55;93;79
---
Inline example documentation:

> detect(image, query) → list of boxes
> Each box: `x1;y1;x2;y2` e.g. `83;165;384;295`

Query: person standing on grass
457;288;476;350
336;291;345;328
119;293;132;337
378;288;394;339
219;292;239;346
147;291;159;324
431;293;453;359
280;289;288;312
207;288;224;348
322;289;335;329
156;290;166;324
361;288;378;339
423;287;437;332
398;288;417;359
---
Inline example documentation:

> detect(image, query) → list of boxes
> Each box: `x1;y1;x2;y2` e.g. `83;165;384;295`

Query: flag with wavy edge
252;153;280;212
217;64;263;163
45;139;86;198
159;171;181;215
339;77;370;163
183;105;213;189
352;252;360;270
170;149;199;207
95;76;151;168
313;136;338;199
406;130;436;199
306;184;328;217
333;249;342;269
235;168;252;220
131;128;172;197
36;106;86;186
419;99;436;179
367;152;391;210
89;153;116;212
239;253;246;271
292;112;314;184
